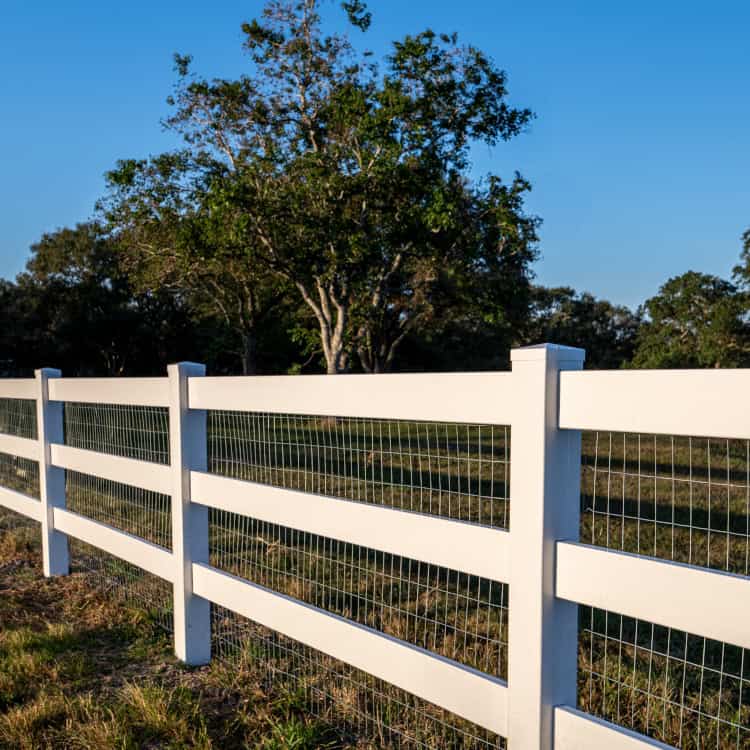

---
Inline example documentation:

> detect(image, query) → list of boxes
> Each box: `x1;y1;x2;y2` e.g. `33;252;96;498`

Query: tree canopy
528;287;641;369
0;224;202;376
632;271;750;369
102;0;538;373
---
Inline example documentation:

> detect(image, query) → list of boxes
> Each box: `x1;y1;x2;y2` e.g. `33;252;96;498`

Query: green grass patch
0;518;348;750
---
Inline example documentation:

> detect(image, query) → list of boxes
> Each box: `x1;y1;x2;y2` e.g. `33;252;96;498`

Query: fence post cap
34;367;62;378
167;362;206;377
510;343;585;365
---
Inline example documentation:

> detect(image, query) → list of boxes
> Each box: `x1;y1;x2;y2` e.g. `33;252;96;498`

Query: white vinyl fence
0;343;748;749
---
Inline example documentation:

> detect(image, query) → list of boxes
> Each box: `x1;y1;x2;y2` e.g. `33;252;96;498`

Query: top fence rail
188;372;516;424
47;378;170;407
0;379;36;400
0;377;170;408
0;372;518;424
559;368;750;439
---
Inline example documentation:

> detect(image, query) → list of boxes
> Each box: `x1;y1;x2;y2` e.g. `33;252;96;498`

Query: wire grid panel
579;431;750;748
209;509;508;677
206;413;509;747
69;537;173;632
0;451;40;499
0;400;41;560
65;470;172;550
580;432;750;576
0;505;39;536
212;605;505;750
63;402;170;464
0;398;37;440
579;606;750;749
0;399;39;501
207;412;510;528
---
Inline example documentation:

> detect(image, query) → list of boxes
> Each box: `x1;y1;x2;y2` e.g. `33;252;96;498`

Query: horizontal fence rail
48;377;170;407
53;507;174;581
0;348;749;749
0;484;42;521
191;471;510;582
0;379;37;400
556;541;750;651
554;707;676;750
50;444;172;495
188;371;516;424
0;432;40;461
560;369;750;439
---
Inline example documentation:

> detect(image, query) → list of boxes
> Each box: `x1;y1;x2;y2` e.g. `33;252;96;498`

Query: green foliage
260;715;338;749
341;1;371;31
732;226;750;288
101;155;294;375
0;224;199;376
633;271;750;369
9;0;747;377
102;0;537;373
528;286;641;369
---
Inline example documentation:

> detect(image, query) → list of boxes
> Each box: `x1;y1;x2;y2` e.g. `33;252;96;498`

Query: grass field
0;511;350;749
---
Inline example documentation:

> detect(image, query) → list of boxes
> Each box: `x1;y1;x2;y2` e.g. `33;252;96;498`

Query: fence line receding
0;347;748;749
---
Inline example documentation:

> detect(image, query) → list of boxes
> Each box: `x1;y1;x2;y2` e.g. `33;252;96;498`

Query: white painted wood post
35;367;69;577
508;344;585;750
168;362;211;665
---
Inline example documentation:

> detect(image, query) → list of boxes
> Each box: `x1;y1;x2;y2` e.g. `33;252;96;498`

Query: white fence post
35;367;69;577
168;362;211;665
508;344;585;750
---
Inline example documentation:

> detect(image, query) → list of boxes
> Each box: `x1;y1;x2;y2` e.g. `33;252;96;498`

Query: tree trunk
241;328;258;375
324;334;348;374
294;280;349;374
357;321;410;374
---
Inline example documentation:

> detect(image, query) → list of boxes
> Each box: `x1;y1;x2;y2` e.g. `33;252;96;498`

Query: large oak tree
104;0;538;373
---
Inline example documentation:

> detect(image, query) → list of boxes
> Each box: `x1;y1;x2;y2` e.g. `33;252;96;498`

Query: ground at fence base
0;527;351;750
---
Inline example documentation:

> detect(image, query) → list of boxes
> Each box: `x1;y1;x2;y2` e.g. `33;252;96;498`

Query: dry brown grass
0;513;347;750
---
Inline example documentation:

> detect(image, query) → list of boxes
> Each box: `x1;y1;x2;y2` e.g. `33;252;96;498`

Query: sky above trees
1;0;749;308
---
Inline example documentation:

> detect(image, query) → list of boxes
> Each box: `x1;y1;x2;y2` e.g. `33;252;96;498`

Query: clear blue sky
1;0;748;308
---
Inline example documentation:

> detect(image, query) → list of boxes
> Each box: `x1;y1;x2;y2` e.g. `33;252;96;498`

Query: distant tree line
2;1;749;376
4;220;748;376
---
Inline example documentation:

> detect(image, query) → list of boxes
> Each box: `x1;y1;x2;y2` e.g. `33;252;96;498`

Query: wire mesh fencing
0;505;38;540
66;470;171;549
209;510;508;677
0;399;40;555
62;402;171;543
70;537;173;632
0;451;40;500
207;412;510;749
63;402;173;630
208;412;510;528
579;432;750;748
580;432;750;575
579;607;750;749
212;605;505;750
63;402;170;464
0;397;37;440
0;398;40;501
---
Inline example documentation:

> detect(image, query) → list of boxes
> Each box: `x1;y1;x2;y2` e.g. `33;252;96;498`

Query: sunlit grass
0;513;348;749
